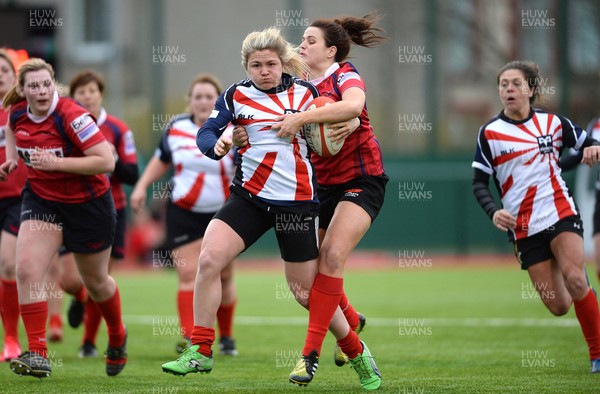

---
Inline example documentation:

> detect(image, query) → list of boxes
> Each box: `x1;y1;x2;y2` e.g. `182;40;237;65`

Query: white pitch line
123;315;579;327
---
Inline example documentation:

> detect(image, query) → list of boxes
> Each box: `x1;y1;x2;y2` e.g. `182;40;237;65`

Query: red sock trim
1;279;20;338
20;302;48;357
49;314;62;328
303;273;344;356
574;289;600;360
177;290;194;339
83;299;103;345
95;286;125;348
191;326;215;357
337;330;362;359
339;292;359;331
216;300;236;338
74;285;88;303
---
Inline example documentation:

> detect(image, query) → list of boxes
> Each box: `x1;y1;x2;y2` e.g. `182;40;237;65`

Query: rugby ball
303;96;344;157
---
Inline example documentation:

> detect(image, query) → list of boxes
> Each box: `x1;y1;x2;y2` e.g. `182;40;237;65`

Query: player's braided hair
3;58;55;108
497;60;543;105
311;12;386;63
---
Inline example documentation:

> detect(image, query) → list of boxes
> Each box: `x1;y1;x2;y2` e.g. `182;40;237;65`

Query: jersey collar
27;91;59;123
96;107;107;126
499;108;535;125
310;62;340;86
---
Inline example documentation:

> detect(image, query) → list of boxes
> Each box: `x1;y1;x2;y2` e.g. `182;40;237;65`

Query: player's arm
197;94;235;160
113;130;139;185
274;87;364;139
472;168;516;231
0;123;18;180
130;155;170;213
32;140;115;175
560;115;600;167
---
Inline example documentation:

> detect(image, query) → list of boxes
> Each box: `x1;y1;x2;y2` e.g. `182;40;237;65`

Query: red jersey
9;93;110;203
97;108;137;210
311;62;385;186
0;105;27;199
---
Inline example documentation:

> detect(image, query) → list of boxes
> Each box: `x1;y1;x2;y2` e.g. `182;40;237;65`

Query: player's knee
198;249;227;277
547;301;571;316
318;246;345;274
293;288;310;309
0;259;16;279
563;270;589;298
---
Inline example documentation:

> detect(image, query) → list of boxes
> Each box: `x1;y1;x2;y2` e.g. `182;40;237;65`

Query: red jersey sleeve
62;100;105;151
116;129;138;165
335;64;365;95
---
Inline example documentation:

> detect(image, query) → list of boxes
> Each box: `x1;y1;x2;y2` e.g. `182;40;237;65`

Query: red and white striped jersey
472;109;586;240
197;74;319;202
157;114;234;213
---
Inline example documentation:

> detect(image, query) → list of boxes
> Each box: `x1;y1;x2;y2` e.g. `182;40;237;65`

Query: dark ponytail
311;12;386;63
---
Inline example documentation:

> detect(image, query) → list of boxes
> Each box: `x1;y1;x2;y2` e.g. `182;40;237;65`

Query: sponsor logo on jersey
536;135;553;154
0;125;5;147
337;72;361;87
237;113;254;120
123;130;136;155
284;109;300;114
70;114;98;143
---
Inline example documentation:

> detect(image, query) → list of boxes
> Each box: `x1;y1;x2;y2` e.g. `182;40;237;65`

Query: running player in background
472;60;600;373
0;58;127;378
0;49;27;362
55;70;139;358
559;115;600;282
161;27;356;380
270;14;386;390
130;73;238;356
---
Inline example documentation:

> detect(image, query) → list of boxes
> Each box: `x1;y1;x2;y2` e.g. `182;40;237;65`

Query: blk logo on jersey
283;109;300;114
536;135;553;154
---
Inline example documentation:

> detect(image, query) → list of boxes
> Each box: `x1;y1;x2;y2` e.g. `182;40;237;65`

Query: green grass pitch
1;261;599;393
